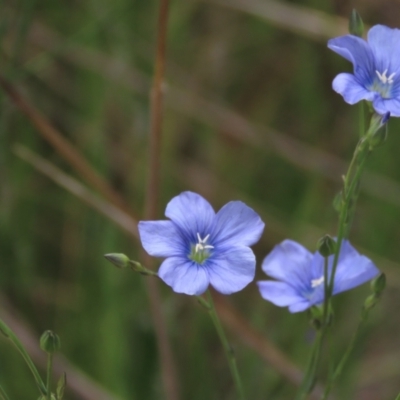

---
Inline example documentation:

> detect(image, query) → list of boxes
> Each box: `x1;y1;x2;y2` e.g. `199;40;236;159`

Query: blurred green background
1;0;400;399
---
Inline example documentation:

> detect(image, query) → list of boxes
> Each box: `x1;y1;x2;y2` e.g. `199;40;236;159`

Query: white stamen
376;69;396;84
311;276;324;288
195;233;214;253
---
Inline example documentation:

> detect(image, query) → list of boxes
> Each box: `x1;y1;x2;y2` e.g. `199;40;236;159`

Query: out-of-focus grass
1;0;400;399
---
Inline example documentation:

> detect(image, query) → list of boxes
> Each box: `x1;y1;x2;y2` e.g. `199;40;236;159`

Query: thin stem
321;308;370;399
204;291;245;400
0;319;47;396
295;330;324;400
46;353;54;400
0;385;10;400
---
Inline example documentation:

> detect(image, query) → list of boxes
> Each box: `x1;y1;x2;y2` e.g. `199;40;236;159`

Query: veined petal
139;221;183;257
328;35;375;82
158;256;210;295
261;240;312;288
207;246;255;294
332;73;376;104
372;96;400;117
368;25;400;74
257;281;304;307
333;254;379;295
165;192;215;240
212;201;264;247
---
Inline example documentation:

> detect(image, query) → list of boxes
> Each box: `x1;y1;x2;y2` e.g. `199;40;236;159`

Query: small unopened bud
364;294;379;311
317;235;336;257
40;330;61;354
56;373;67;400
371;273;386;296
104;253;130;269
349;9;364;37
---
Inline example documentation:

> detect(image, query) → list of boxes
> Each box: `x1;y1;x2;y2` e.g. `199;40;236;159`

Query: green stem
296;114;384;400
295;330;325;400
0;319;47;396
321;308;370;399
0;384;11;400
199;291;245;400
46;352;54;400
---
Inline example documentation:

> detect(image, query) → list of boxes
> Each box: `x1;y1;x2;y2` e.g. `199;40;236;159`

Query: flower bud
371;273;386;296
349;9;364;37
317;235;336;257
364;293;379;311
40;330;61;354
104;253;130;269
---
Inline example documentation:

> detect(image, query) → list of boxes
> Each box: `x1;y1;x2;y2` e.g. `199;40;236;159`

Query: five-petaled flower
328;25;400;116
257;239;379;313
139;191;265;295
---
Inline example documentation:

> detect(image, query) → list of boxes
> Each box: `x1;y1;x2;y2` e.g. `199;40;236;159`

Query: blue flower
139;191;265;295
328;25;400;116
257;240;379;313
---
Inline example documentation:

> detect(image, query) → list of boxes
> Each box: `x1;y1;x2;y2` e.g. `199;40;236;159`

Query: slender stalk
321;308;370;399
203;291;245;400
0;385;10;400
141;1;180;400
0;319;47;396
296;114;384;400
46;352;54;400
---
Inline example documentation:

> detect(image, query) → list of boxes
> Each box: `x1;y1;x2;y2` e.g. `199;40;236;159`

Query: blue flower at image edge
138;191;265;295
328;25;400;116
257;240;380;313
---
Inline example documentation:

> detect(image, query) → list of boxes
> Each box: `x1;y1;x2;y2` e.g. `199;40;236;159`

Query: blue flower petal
212;201;265;248
257;281;305;307
261;240;313;288
368;25;400;74
328;35;374;83
334;253;379;295
288;301;312;313
373;96;400;117
138;221;183;257
207;246;256;294
165;192;215;240
158;256;210;295
332;73;375;104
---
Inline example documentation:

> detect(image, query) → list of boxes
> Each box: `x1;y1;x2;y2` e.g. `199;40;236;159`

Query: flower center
376;69;395;85
371;69;396;98
311;276;324;288
189;233;214;264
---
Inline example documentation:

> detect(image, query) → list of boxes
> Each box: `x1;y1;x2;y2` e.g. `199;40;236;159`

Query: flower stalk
0;385;10;400
295;114;386;400
197;291;245;400
0;319;47;396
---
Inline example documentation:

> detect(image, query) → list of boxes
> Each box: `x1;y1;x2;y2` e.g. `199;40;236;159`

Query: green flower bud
371;273;386;296
369;112;390;150
349;9;364;37
317;235;336;257
364;293;379;311
40;330;61;354
56;373;67;400
104;253;130;269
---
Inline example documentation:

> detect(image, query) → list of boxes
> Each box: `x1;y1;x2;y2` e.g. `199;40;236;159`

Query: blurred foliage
1;0;400;399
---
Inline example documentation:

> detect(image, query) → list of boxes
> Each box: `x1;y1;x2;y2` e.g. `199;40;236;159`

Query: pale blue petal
333;254;379;295
368;25;400;74
158;256;209;295
332;73;376;104
328;35;374;83
288;301;312;313
261;240;312;290
207;246;255;294
257;281;304;307
212;201;265;248
139;221;183;257
165;192;215;241
372;97;400;117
